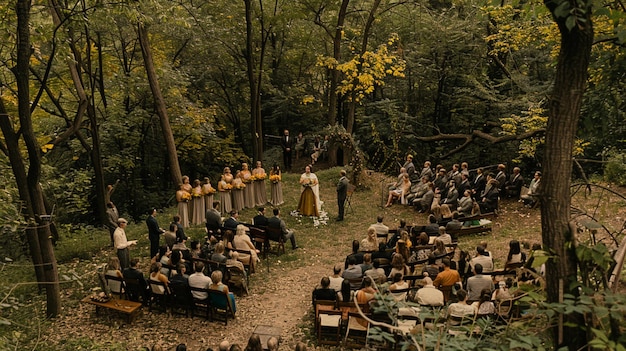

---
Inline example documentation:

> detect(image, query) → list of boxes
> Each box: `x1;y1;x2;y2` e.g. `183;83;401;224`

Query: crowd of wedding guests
311;208;545;331
146;335;309;351
385;155;541;214
175;162;284;228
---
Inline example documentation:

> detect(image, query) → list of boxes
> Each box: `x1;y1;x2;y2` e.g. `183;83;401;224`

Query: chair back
149;279;168;296
105;274;126;297
123;277;145;302
265;226;283;243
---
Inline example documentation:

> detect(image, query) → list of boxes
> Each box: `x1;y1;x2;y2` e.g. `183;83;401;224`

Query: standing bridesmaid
231;171;245;211
241;163;255;209
269;164;284;206
252;161;268;206
218;168;233;215
176;183;191;227
191;179;205;225
202;177;215;211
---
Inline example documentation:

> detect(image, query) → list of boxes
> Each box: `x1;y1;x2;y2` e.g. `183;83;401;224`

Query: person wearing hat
113;218;137;269
402;154;417;183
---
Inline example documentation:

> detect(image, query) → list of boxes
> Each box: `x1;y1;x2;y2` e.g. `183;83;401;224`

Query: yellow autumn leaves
314;33;405;103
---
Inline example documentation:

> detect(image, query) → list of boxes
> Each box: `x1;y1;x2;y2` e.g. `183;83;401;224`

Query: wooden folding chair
317;309;343;346
189;286;211;320
169;281;193;317
123;277;147;304
148;280;169;313
105;274;126;299
344;311;370;348
208;289;236;325
265;226;286;256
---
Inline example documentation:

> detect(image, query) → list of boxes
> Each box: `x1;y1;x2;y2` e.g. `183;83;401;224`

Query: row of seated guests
148;334;308;351
389;159;533;213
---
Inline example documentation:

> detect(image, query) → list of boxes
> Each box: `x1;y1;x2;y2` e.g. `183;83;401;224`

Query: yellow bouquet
249;175;258;181
255;174;267;180
235;183;246;189
192;189;202;198
203;187;216;195
181;192;192;201
270;174;281;183
224;184;233;190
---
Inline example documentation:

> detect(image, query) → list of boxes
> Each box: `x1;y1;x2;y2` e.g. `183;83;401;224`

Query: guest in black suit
336;170;349;221
205;201;222;235
147;209;165;258
280;129;294;170
253;207;269;227
123;258;149;303
223;210;240;233
312;276;337;305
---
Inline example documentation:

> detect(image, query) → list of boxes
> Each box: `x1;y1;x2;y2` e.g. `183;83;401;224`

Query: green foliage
602;150;626;186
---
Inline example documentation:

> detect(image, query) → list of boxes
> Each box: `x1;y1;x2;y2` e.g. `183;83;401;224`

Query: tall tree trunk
541;3;593;349
14;0;60;317
345;0;381;134
244;0;262;161
328;0;350;125
137;23;183;186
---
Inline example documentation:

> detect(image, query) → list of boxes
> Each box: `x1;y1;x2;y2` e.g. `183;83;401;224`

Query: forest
0;0;625;349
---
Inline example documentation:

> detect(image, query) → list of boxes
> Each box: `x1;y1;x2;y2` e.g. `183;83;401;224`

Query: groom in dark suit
336;170;349;221
280;129;294;170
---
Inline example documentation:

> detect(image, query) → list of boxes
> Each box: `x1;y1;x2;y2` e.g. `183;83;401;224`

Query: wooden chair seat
208;289;235;325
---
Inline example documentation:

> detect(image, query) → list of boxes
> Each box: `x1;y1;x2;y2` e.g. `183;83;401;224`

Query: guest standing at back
336;169;349;221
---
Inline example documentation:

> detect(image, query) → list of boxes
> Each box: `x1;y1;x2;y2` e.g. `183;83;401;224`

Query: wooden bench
448;212;498;237
81;296;142;323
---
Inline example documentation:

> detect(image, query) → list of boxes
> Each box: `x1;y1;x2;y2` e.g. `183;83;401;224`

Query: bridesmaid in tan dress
218;168;233;215
252;161;268;206
269;164;284;206
181;175;193;224
176;183;191;227
191;179;205;225
231;171;245;211
202;177;215;210
241;163;255;209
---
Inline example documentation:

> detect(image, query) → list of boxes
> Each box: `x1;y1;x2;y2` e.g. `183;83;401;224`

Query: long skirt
204;194;214;212
298;187;319;217
232;189;245;211
219;191;232;215
254;180;268;206
178;201;190;227
244;183;255;208
191;197;205;225
270;181;284;206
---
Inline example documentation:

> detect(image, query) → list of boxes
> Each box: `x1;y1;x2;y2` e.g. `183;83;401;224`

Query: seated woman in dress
105;257;124;294
310;136;322;164
504;239;526;270
385;173;411;207
209;270;237;313
471;289;496;316
389;273;409;302
360;227;378;252
438;204;453;227
388;254;410;279
269;163;284;206
232;224;260;272
149;262;170;295
298;165;321;216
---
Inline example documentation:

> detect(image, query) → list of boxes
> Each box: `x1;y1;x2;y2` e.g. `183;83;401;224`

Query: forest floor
32;165;626;351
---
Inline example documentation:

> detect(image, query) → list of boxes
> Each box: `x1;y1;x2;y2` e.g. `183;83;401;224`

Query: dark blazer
337;176;349;202
223;217;239;232
281;135;294;151
205;209;222;231
253;214;269;227
146;216;164;239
